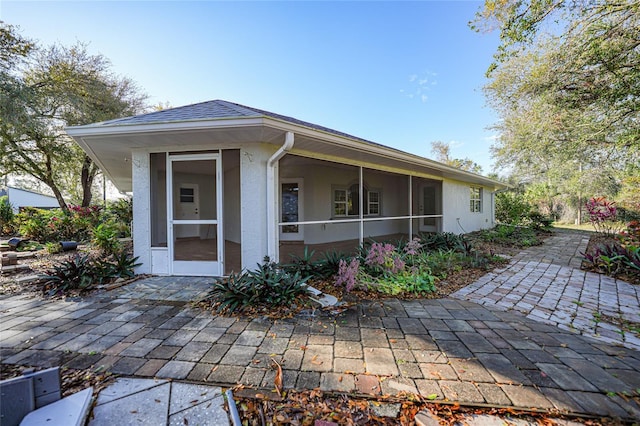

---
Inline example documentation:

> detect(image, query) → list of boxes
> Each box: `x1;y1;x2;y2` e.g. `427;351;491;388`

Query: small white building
0;186;59;213
67;100;507;277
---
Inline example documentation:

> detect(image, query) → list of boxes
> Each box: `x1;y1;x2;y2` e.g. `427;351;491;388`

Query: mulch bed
582;233;640;285
0;364;116;398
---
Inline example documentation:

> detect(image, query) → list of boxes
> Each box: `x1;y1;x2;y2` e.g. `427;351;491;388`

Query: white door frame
419;182;440;233
167;153;223;276
279;178;304;241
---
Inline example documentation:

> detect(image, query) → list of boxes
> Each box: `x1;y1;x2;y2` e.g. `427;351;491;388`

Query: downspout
267;131;295;262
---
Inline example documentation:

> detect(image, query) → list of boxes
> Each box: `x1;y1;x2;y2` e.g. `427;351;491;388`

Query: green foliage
365;270;436;296
332;232;493;296
107;250;141;279
430;141;483;174
476;1;640;224
45;241;62;254
282;247;318;279
42;254;96;296
0;195;14;234
15;205;116;243
583;221;640;280
91;222;122;255
42;250;140;295
476;224;542;248
315;250;350;279
496;191;532;224
207;258;310;313
106;198;133;236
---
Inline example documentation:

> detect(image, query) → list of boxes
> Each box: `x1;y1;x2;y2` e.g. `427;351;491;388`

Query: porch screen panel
150;153;167;247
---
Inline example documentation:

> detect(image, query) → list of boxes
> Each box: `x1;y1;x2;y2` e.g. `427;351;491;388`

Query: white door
175;183;199;239
279;179;303;241
168;154;223;276
419;183;440;233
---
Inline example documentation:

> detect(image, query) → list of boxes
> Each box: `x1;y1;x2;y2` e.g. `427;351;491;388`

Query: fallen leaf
426;393;438;400
272;359;283;397
154;399;161;403
130;410;137;414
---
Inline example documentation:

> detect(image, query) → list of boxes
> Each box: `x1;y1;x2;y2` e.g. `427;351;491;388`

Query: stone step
0;264;31;274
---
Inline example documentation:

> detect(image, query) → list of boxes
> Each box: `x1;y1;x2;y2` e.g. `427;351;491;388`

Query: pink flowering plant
585;197;623;235
335;258;360;292
335;240;437;295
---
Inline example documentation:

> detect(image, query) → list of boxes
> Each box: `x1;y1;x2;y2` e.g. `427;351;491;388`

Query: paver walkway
2;229;640;422
454;230;640;350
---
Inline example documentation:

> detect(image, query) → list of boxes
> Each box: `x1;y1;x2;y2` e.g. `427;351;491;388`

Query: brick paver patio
2;229;640;421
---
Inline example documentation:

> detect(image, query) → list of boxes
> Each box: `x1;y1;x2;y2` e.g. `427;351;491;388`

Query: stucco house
66;100;506;277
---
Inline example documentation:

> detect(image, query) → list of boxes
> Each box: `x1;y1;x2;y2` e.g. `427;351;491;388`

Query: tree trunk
80;155;98;207
48;180;68;213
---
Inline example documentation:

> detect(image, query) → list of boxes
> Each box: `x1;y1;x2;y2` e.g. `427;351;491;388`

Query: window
179;187;195;203
333;184;381;217
470;186;482;213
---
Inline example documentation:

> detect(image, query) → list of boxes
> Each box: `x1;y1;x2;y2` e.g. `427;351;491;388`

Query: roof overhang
66;116;508;193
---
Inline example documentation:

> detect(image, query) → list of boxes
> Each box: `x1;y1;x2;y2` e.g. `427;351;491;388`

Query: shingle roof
99;99;375;145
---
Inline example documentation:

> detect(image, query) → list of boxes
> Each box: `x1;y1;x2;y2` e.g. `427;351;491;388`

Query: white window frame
470;186;483;213
332;185;381;217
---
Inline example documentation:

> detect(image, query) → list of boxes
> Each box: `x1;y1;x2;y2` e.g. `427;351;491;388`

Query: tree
0;23;147;210
430;141;483;174
472;1;640;221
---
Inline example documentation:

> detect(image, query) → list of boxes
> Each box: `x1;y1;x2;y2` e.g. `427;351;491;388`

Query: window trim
332;184;381;218
470;186;482;213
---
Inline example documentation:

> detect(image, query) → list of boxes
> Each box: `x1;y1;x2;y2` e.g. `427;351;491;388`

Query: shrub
586;197;623;235
282;247;318;279
207;258;310;313
315;250;349;279
42;250;140;296
42;254;97;296
496;191;532;224
106;198;133;237
0;196;15;234
92;222;122;255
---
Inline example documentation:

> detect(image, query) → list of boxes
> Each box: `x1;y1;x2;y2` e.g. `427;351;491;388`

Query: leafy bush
315;250;349;279
207;258;310;313
583;221;640;280
495;191;553;230
0;195;15;234
92;222;122;255
106;198;133;237
282;247;318;279
586;197;623;235
42;254;97;296
42;250;140;296
496;191;532;224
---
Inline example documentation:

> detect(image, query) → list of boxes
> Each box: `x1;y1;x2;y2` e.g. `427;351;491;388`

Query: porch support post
359;166;364;246
267;132;294;262
408;175;413;237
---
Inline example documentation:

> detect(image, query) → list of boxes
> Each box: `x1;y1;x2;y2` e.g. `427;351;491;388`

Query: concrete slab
168;395;228;426
89;382;169;426
20;387;92;426
168;382;223;415
95;378;167;405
